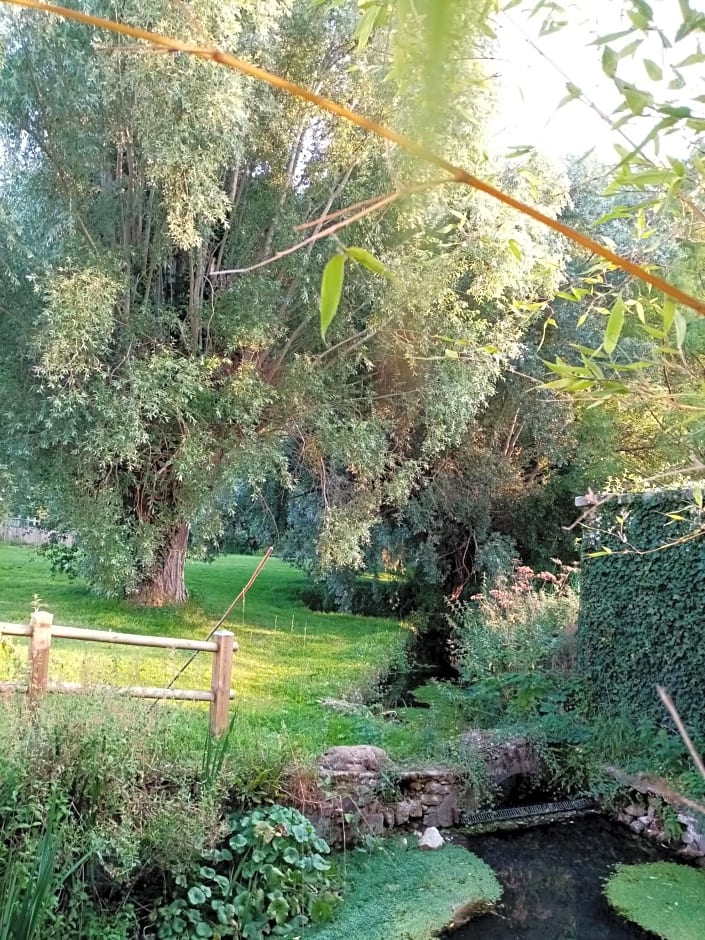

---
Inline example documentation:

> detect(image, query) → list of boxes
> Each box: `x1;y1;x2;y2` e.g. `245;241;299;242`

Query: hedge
577;489;705;737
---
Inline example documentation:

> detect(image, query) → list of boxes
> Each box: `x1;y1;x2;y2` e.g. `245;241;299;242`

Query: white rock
418;826;444;850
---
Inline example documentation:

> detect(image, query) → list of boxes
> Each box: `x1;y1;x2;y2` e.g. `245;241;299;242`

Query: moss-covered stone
604;861;705;940
305;837;501;940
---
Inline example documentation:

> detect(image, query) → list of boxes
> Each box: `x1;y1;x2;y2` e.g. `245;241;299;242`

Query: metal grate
463;797;595;828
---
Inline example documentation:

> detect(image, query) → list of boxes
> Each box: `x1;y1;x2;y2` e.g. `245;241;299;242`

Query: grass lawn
0;544;412;763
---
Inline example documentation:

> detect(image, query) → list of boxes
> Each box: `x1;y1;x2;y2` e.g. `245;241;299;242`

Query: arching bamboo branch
4;0;705;315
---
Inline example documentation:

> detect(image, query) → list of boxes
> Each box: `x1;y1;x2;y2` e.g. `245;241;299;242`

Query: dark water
453;815;672;939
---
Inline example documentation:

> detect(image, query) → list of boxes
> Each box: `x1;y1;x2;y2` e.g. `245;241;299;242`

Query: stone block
418;826;444;850
364;812;385;835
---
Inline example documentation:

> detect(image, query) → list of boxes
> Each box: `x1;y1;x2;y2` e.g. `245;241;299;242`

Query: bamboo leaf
320;254;346;341
644;58;663;81
355;5;379;53
602;46;619;77
507;238;523;261
345;246;393;279
662;296;676;334
674;309;687;349
604;299;625;355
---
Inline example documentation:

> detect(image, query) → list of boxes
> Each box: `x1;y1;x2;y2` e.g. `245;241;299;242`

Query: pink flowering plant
450;557;579;686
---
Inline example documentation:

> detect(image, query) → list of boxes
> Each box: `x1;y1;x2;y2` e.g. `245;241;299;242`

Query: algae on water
604;861;705;940
303;838;502;940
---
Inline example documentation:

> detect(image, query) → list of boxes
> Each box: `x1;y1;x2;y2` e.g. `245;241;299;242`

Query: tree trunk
134;522;189;606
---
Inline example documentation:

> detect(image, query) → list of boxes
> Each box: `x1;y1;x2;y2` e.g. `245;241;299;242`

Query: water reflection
453;816;666;939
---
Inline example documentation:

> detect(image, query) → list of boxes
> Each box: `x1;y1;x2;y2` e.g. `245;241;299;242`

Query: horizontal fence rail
0;611;237;735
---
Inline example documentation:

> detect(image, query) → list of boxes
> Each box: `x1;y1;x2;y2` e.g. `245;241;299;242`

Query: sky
491;0;704;161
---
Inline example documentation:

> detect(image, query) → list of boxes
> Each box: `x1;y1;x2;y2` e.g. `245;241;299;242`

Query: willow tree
0;0;558;603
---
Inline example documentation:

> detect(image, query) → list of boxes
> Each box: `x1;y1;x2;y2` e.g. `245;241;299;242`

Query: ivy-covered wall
577;489;705;737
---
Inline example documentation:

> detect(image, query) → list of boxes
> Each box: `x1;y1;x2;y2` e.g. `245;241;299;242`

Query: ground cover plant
302;838;502;940
604;862;705;940
154;805;339;939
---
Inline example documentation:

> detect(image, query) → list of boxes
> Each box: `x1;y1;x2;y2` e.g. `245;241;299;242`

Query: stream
454;815;673;938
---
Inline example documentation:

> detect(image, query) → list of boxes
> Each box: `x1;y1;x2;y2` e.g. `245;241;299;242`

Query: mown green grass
0;545;410;762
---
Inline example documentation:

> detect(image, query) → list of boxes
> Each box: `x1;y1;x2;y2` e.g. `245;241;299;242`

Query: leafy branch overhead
4;0;705;319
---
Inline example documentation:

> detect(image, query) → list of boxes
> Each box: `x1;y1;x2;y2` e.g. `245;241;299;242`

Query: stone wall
615;796;705;862
291;738;541;847
288;740;705;861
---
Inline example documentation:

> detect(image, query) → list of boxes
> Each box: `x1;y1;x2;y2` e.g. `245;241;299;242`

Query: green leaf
558;82;582;108
644;58;662;81
603;299;625;355
662;296;676;334
602;46;619;77
592;29;635;45
674;309;687;348
355;5;379;53
507;238;523;261
187;886;207;906
675;50;705;68
622;84;653;114
320;254;346;341
345;246;393;279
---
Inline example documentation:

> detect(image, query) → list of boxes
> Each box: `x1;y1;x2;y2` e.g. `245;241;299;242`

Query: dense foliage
155;806;338;940
604;862;705;940
0;0;570;604
577;490;705;737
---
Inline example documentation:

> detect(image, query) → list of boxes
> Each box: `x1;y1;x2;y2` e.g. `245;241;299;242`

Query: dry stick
292;178;449;233
209;191;406;276
657;684;705;784
154;547;274;702
6;0;705;317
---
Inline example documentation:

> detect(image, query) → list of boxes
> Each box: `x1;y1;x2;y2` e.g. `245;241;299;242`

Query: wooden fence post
29;609;53;703
210;629;234;737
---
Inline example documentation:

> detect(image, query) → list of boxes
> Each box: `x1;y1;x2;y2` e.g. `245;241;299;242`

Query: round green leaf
187;886;207;906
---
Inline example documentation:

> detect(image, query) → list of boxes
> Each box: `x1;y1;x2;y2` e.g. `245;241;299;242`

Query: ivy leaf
603;299;625;355
319;254;346;341
345;246;393;279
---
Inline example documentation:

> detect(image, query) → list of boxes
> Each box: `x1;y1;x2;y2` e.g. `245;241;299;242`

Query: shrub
604;862;705;940
153;805;339;940
449;558;578;684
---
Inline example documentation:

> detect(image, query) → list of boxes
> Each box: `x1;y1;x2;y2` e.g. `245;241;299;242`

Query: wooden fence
0;611;237;735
